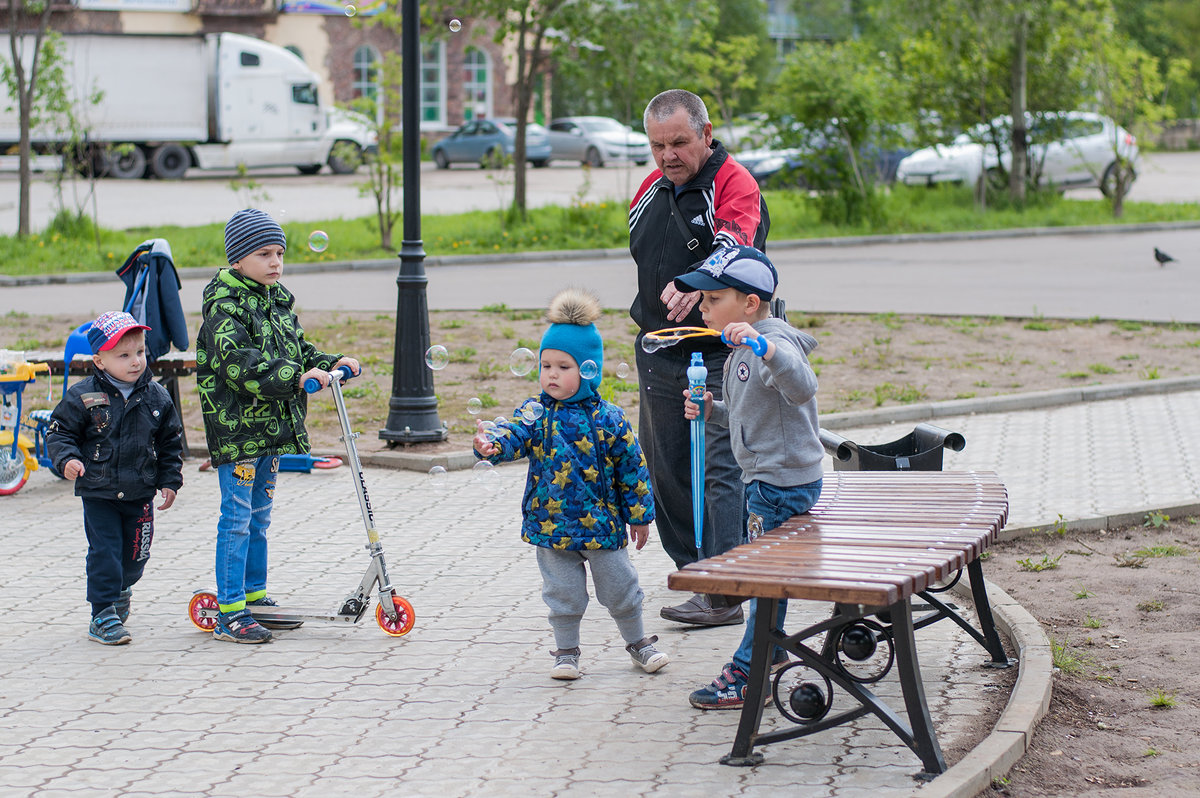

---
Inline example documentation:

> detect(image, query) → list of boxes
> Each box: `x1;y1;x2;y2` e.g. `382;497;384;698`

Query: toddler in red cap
46;311;185;645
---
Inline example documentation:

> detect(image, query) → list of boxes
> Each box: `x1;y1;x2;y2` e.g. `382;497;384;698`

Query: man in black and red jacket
629;89;769;626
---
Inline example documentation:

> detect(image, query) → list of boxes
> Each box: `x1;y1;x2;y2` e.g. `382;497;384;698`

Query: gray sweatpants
536;546;645;651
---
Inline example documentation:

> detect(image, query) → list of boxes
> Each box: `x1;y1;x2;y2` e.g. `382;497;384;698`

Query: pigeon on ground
1154;247;1176;267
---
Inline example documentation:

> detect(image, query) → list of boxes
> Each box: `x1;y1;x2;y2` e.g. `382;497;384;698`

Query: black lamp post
379;0;448;445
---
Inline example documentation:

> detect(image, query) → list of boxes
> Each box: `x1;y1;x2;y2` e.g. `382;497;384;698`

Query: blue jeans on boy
215;455;279;612
731;478;823;674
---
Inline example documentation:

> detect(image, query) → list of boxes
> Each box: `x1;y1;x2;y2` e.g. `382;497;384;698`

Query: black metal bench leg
720;597;776;766
966;559;1012;666
891;597;946;775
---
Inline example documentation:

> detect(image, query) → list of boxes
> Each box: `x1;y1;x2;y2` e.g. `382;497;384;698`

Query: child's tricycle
0;354;60;496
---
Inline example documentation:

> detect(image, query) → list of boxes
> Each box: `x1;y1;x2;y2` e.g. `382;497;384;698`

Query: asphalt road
3;152;1200;323
3;151;1200;235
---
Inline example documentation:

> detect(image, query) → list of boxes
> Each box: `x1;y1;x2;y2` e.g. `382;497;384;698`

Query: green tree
686;30;763;146
2;0;59;238
766;39;903;224
344;52;403;250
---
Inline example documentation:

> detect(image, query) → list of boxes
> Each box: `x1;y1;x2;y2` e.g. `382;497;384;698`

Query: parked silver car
896;111;1139;196
547;116;650;167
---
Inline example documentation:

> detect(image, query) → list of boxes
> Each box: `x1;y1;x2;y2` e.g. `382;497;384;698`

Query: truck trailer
1;31;374;179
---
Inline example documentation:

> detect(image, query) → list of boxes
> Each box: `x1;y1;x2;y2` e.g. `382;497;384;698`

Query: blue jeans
215;455;279;611
732;478;823;673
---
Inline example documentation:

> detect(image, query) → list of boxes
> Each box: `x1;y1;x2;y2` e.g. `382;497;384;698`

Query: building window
421;42;445;127
352;45;380;101
462;47;490;121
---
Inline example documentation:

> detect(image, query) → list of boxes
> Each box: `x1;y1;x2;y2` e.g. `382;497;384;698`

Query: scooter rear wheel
376;594;415;637
188;591;219;631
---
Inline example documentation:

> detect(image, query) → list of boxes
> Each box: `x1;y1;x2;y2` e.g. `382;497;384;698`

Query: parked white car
547;116;650;167
895;111;1139;196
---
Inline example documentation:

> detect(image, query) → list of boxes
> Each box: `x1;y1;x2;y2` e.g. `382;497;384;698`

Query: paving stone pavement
3;386;1196;797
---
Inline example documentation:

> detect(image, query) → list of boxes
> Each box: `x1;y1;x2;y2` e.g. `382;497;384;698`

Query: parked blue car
431;118;552;169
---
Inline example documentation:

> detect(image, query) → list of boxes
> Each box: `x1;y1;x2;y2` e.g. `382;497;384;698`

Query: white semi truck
0;31;374;179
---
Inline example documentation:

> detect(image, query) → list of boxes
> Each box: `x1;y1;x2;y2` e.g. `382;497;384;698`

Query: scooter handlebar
303;366;355;394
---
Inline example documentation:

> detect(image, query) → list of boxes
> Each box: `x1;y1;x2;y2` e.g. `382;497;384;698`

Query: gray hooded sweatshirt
708;317;823;487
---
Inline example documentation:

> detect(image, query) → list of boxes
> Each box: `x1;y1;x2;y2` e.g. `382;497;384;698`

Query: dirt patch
7;309;1200;458
979;518;1200;797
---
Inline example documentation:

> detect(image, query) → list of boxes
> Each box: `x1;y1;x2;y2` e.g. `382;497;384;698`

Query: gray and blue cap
674;245;778;301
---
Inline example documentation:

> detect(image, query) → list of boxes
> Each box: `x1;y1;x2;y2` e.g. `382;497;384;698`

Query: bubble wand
642;326;768;356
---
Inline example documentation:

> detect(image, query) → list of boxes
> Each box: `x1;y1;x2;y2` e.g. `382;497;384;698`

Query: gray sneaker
89;606;131;646
550;647;581;680
626;635;670;673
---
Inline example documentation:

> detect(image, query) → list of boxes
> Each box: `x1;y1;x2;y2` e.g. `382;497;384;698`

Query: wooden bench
29;350;197;458
667;470;1011;775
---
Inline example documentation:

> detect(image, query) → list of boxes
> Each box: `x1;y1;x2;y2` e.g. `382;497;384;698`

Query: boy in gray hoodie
676;245;824;709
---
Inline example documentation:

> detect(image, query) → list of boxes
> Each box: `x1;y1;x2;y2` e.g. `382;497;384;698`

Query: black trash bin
819;422;965;472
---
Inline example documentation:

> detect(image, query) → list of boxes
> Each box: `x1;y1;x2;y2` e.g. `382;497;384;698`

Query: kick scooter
188;366;415;637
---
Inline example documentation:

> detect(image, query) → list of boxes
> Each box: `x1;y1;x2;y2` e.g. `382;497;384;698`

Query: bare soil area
6;308;1200;795
980;518;1200;797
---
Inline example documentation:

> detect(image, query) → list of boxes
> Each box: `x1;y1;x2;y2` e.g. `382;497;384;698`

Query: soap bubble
344;4;356;16
509;347;535;376
466;397;483;415
478;419;497;441
579;360;599;380
424;345;449;370
521;401;544;424
493;416;508;427
472;459;500;492
307;230;329;252
448;18;462;32
616;362;630;379
427;465;447;489
641;337;663;353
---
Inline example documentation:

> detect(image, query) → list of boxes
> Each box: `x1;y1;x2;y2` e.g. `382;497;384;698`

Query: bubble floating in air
344;4;356;16
424;345;449;370
467;397;482;415
307;230;329;253
641;337;662;353
616;362;630;379
521;401;544;424
428;465;447;489
448;18;462;32
509;347;535;376
579;360;599;380
472;459;500;491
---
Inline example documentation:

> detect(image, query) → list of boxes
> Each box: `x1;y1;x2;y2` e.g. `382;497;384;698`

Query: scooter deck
193;605;368;625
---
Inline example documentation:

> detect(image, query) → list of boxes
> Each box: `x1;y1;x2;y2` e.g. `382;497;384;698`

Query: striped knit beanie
224;208;287;266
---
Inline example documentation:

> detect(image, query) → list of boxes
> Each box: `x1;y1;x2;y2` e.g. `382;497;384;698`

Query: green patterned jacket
196;269;341;466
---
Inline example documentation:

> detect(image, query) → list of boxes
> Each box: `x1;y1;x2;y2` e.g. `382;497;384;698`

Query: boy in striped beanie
196;208;360;644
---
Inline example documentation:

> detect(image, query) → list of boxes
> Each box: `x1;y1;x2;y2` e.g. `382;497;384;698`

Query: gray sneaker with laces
626;635;670;673
550;647;581;680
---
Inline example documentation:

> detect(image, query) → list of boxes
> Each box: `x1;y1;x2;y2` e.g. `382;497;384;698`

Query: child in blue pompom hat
474;288;666;681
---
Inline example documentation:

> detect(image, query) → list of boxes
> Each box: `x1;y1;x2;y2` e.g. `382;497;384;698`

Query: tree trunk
1009;10;1028;204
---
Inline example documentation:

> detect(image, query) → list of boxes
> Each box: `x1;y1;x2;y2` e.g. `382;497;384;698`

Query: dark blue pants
82;497;154;617
636;344;744;569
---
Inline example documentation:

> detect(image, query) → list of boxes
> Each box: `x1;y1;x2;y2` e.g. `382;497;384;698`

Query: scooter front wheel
376;594;415;637
188;591;219;631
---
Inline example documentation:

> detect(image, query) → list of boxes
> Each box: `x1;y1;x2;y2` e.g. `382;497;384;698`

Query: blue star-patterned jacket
480;395;655;551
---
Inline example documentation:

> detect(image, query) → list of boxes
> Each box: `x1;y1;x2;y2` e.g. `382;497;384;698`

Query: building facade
17;0;514;137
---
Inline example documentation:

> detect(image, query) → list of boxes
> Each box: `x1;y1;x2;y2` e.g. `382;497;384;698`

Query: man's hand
158;487;177;510
63;459;85;480
660;284;701;322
